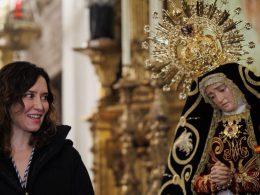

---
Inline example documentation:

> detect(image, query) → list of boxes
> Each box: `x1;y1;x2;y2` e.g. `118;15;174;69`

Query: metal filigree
143;0;254;99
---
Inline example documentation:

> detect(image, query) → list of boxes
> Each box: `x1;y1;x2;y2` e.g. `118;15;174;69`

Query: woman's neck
10;130;32;154
222;104;247;116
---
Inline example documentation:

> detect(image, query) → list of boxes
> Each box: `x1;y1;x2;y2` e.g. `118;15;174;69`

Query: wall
24;0;99;180
61;0;99;180
25;0;62;78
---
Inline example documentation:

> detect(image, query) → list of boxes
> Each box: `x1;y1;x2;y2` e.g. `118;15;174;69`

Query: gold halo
143;0;254;99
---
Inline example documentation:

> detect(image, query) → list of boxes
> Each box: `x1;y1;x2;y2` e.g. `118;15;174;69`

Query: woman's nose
34;98;44;110
215;93;224;103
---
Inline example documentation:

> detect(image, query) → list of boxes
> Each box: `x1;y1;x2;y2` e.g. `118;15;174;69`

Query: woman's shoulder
40;125;76;156
54;125;81;157
56;124;71;135
51;124;71;143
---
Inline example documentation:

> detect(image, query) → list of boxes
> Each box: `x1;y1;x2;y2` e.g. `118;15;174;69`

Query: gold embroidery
191;110;216;194
236;155;260;191
161;95;202;195
173;129;193;156
218;111;251;161
223;138;249;162
236;170;260;191
172;122;200;165
183;95;202;118
192;109;259;193
179;116;186;127
239;66;260;98
220;112;248;141
244;68;260;86
188;79;199;97
159;155;193;195
222;120;241;139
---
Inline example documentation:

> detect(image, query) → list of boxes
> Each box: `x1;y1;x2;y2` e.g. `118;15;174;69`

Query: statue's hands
209;161;233;190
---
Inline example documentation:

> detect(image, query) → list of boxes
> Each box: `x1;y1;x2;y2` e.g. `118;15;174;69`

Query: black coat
0;125;95;195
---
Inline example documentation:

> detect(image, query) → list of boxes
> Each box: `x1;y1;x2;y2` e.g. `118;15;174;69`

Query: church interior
0;0;259;194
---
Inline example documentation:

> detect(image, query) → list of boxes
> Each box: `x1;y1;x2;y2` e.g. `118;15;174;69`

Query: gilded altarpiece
75;1;185;194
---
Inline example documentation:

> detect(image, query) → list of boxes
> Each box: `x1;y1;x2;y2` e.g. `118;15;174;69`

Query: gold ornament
222;120;241;139
143;0;254;99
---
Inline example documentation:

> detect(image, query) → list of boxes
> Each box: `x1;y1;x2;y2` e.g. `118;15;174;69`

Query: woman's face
205;82;237;112
9;76;49;133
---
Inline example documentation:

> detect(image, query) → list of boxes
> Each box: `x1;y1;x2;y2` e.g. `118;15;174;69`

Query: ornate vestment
194;109;260;194
159;64;260;195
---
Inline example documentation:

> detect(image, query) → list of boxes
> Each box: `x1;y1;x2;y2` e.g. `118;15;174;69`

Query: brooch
222;120;241;139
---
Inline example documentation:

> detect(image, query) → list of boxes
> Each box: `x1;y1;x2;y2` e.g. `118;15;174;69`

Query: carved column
74;38;121;195
74;38;120;104
76;1;185;194
115;77;140;195
144;88;170;195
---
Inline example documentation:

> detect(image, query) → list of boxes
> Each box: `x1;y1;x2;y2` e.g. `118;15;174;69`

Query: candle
121;0;131;66
14;0;23;19
149;0;162;28
149;0;162;55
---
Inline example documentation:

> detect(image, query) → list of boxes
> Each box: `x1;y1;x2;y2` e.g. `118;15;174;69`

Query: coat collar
0;125;72;194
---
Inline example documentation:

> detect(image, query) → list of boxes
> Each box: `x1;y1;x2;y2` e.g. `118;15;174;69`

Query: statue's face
205;82;237;113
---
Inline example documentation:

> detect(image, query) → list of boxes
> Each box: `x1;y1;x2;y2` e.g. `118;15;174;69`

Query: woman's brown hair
0;61;57;155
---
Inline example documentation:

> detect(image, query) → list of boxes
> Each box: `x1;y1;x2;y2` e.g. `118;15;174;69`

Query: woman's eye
23;93;34;98
219;85;227;92
209;96;215;100
41;94;49;101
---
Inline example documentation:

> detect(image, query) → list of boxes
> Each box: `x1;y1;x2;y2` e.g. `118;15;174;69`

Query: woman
159;63;259;195
0;61;95;195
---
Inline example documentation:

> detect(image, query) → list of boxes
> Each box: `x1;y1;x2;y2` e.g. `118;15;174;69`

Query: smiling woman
9;76;50;134
0;61;95;195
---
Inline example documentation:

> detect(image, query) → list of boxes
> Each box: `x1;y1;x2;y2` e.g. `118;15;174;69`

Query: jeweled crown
142;0;255;99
